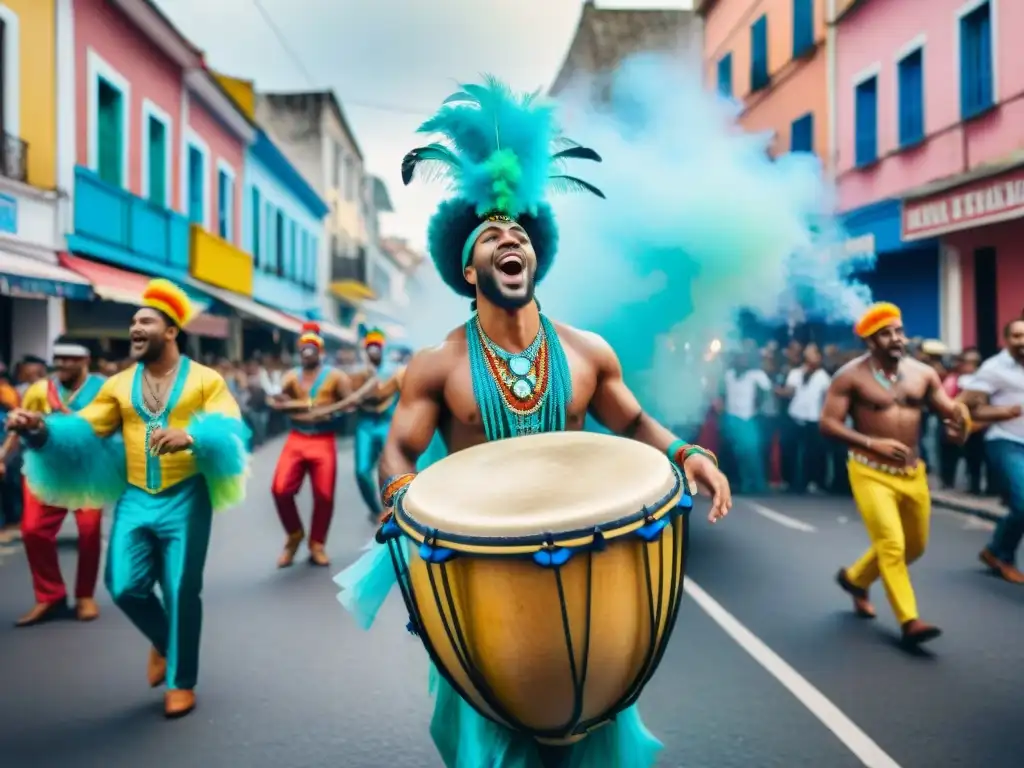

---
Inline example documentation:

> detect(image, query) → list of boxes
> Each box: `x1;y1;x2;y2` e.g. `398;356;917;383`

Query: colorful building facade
0;0;92;363
700;0;828;158
835;0;1022;353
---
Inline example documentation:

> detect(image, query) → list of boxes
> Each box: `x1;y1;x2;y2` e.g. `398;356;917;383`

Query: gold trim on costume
848;451;917;477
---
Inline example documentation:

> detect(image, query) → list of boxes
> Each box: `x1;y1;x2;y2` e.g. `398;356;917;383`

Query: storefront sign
0;274;92;301
902;166;1024;240
0;193;17;234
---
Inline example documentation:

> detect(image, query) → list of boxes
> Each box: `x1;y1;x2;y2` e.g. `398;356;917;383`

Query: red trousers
272;431;337;545
21;481;102;603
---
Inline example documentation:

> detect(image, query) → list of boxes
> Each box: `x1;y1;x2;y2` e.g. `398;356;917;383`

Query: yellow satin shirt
22;374;106;415
76;359;240;494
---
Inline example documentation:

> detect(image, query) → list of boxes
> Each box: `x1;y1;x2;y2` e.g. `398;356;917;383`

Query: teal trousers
104;475;213;690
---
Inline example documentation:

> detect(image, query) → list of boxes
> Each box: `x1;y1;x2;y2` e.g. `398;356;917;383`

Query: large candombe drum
377;431;693;746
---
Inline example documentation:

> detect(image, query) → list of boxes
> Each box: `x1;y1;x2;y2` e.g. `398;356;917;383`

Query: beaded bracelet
665;439;719;468
380;473;416;509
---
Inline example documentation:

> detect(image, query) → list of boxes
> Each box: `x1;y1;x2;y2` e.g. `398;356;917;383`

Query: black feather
548;174;606;199
551;146;602;163
401;144;461;186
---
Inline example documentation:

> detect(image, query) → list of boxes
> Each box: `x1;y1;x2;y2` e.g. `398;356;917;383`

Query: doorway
973;247;998;358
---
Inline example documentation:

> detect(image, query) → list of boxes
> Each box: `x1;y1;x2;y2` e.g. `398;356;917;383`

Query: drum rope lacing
382;489;692;743
467;312;573;438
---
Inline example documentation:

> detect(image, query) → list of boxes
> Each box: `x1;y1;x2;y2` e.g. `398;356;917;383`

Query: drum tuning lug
418;542;456;564
375;519;401;543
533;546;573;568
405;619;419;636
590;528;607;551
636;516;670;542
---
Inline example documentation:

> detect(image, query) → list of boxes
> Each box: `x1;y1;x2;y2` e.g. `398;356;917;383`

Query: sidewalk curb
931;497;1005;524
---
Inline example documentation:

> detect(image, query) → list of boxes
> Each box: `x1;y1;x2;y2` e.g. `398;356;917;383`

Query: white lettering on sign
902;171;1024;240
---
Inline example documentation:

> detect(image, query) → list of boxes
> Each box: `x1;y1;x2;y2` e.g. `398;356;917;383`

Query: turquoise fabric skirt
335;432;664;768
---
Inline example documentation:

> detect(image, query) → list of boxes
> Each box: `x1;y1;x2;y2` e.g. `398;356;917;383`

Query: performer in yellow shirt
5;279;250;719
14;341;105;627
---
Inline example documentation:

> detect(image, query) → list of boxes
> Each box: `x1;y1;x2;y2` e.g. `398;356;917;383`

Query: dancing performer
269;322;351;568
13;341;104;627
334;78;731;768
5;279;249;718
820;302;968;645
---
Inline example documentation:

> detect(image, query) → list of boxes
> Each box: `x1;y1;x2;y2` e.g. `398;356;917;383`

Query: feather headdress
298;321;324;351
401;76;605;299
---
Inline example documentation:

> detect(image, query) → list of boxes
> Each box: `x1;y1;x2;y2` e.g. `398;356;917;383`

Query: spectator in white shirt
960;320;1024;584
722;351;772;494
780;343;831;493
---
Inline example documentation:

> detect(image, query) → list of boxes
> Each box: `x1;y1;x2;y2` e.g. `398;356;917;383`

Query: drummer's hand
684;454;732;524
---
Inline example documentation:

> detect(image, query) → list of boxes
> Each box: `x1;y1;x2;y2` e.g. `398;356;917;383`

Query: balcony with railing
67;166;190;279
0;132;28;183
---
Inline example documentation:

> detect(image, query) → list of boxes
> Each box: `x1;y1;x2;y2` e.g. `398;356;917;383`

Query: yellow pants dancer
839;455;937;642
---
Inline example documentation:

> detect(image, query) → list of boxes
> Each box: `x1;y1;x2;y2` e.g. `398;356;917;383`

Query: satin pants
845;460;931;625
272;431;337;544
354;413;390;516
21;481;102;603
105;476;213;690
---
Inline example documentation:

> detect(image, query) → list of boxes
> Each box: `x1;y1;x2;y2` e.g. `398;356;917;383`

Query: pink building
64;0;255;343
835;0;1022;355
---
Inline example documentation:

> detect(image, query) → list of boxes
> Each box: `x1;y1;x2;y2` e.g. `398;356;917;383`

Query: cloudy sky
153;0;695;250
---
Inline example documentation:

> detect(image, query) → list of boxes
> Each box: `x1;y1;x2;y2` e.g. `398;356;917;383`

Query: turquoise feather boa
23;414;127;509
187;412;251;512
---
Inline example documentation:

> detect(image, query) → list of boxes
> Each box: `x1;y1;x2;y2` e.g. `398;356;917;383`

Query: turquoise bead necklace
466;311;573;441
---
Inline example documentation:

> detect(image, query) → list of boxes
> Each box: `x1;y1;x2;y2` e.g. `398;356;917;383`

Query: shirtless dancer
270;322;352;568
820;302;968;646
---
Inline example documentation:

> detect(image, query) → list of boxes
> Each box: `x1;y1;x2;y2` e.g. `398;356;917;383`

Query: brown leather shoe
164;689;196;719
835;569;876;619
979;549;1024;584
14;599;69;628
277;530;305;568
76;598;100;622
308;541;330;567
148;647;167;688
901;619;942;646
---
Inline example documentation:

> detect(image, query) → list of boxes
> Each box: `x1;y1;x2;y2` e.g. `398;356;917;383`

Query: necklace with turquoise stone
466;312;573;440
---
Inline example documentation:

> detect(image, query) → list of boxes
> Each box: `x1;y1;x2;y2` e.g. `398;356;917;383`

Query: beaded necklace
466;312;573;440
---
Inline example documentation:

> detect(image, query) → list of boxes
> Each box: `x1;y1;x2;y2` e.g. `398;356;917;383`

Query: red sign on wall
901;166;1024;241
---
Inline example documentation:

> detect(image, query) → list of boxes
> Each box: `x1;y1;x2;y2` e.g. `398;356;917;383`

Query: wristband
380;473;416;509
666;439;718;468
666;439;688;465
683;445;718;467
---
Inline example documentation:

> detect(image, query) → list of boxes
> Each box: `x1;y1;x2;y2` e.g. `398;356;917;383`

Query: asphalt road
0;437;1022;768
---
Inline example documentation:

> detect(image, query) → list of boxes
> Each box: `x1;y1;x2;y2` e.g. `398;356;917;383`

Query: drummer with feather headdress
333;77;732;768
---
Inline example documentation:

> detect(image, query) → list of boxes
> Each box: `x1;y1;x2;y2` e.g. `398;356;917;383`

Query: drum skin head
402;431;678;538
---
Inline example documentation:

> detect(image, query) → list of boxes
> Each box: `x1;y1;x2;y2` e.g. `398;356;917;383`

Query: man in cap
12;339;104;626
821;302;969;646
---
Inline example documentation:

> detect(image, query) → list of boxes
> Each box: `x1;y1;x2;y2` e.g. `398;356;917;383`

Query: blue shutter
792;0;814;58
717;54;733;97
960;2;994;119
217;169;229;238
898;49;924;147
790;113;813;153
751;16;769;91
251;187;261;266
854;77;878;167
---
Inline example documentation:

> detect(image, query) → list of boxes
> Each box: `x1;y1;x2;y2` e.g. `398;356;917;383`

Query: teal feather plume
401;75;604;216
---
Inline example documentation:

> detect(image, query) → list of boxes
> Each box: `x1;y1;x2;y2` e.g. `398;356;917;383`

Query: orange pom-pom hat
141;279;194;328
298;321;324;351
854;302;902;339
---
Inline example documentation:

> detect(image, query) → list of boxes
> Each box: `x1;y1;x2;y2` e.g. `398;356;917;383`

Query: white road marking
686;578;901;767
745;501;817;533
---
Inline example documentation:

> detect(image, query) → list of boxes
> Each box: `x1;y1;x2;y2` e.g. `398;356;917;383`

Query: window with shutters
265;202;276;273
217;164;234;241
750;16;769;92
144;113;168;206
97;79;124;187
792;0;814;58
854;76;879;167
186;142;206;225
717;54;733;98
251;187;262;267
790;113;814;153
897;48;925;147
275;209;285;277
959;1;993;119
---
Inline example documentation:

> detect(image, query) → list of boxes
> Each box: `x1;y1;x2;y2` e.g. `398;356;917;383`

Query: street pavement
0;437;1022;767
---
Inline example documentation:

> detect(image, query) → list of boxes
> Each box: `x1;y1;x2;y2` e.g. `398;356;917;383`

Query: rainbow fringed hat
361;324;386;349
298;322;324;351
855;302;902;339
141;279;194;328
400;76;606;300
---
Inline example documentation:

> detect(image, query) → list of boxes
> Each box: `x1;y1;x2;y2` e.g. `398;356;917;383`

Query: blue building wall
243;131;328;318
67;166;190;280
842;198;942;340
